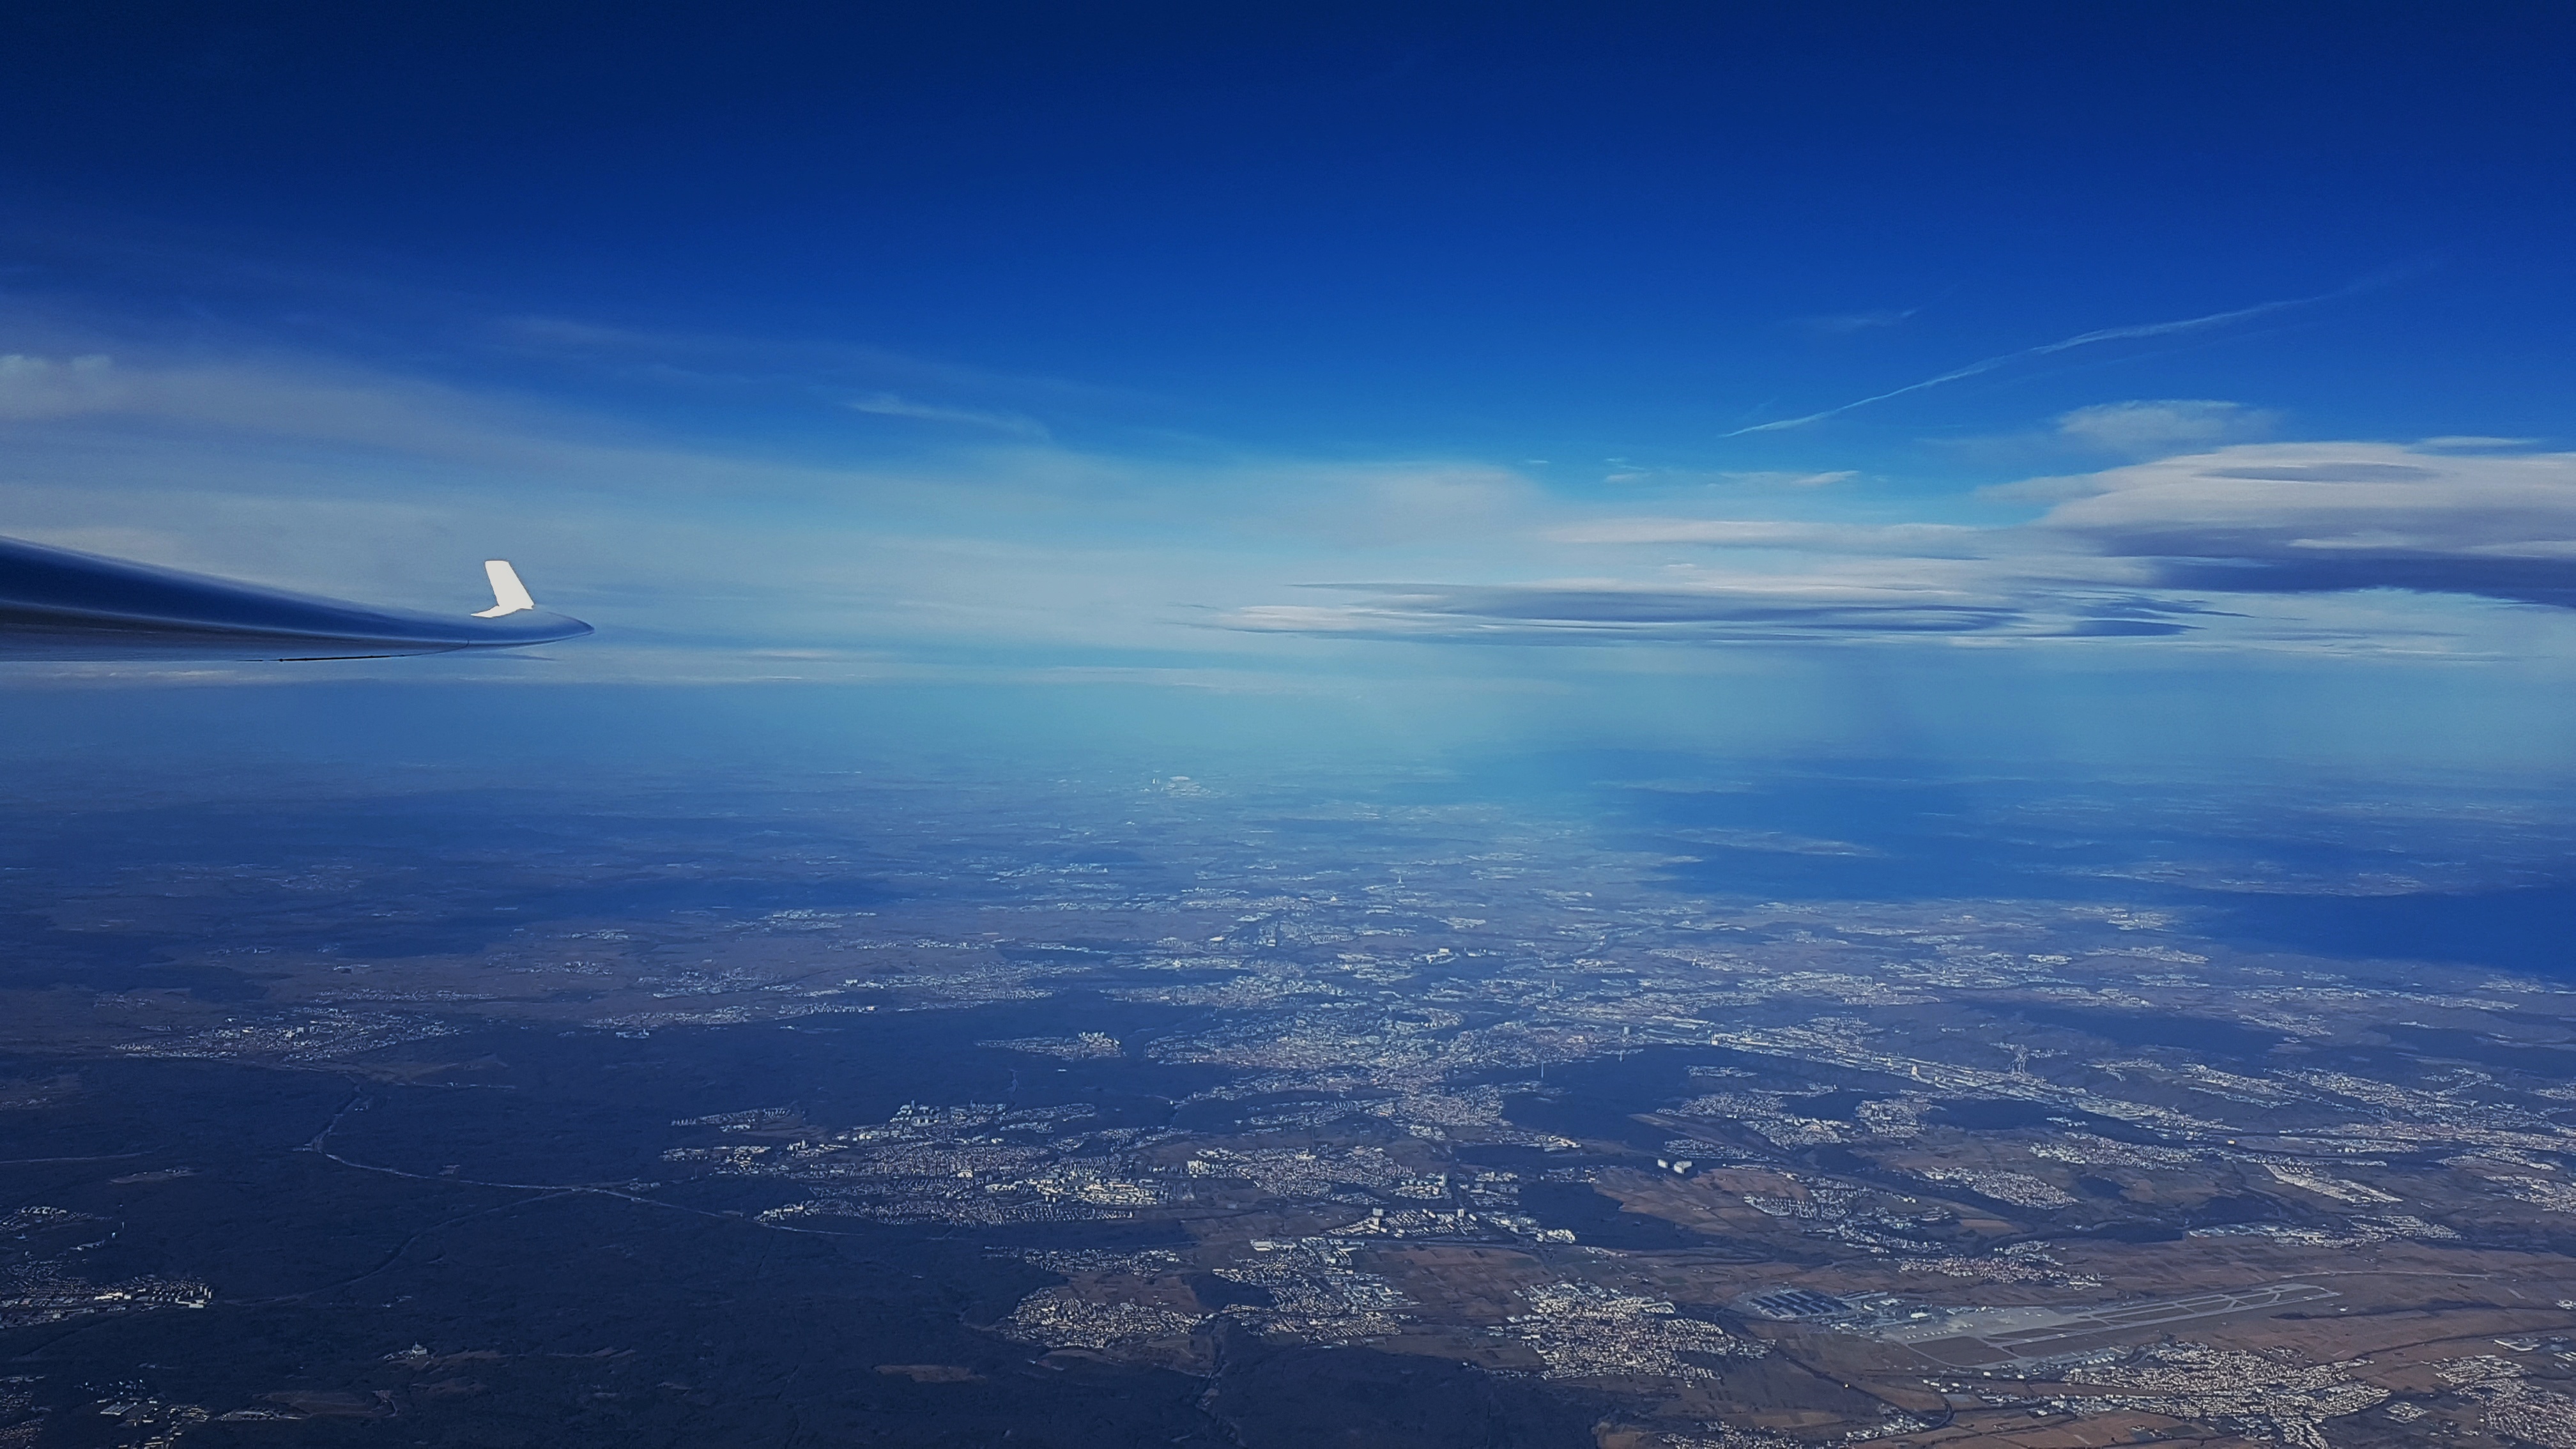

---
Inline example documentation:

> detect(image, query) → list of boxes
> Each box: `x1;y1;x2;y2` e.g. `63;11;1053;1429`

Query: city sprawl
4;769;2576;1446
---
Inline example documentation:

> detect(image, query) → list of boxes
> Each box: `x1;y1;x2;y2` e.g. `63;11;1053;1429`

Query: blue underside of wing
0;535;592;661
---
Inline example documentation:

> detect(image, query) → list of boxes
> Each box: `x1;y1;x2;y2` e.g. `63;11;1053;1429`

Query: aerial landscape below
6;758;2576;1448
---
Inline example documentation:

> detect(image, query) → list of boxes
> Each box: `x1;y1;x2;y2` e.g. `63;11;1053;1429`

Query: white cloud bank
6;323;2573;678
2043;443;2576;604
1228;442;2576;653
0;341;1555;684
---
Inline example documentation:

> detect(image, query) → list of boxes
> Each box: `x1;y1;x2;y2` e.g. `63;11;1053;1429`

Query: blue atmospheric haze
1;3;2574;781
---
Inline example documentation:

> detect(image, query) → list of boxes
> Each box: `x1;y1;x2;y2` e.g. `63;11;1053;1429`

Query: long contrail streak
1724;288;2344;437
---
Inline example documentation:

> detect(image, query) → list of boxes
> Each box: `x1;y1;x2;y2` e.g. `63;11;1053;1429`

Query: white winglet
473;560;538;618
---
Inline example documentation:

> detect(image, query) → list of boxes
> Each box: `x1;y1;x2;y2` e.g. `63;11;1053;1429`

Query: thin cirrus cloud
847;392;1052;439
1543;519;1993;555
491;315;1136;410
2051;399;2276;457
1599;467;1858;488
1224;442;2576;650
1793;307;1921;337
0;352;121;419
1723;469;1860;488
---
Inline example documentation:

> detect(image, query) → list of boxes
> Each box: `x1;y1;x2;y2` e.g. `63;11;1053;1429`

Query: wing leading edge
0;534;594;661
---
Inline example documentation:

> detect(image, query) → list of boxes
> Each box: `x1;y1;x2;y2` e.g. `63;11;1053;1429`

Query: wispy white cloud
2052;399;2276;457
1794;307;1920;336
1719;468;1859;488
1936;398;2278;470
0;353;122;418
491;314;1135;408
847;392;1050;438
1594;466;1857;489
2418;435;2543;450
1544;518;1989;553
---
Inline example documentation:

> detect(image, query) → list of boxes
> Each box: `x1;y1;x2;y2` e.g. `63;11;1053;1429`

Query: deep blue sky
4;3;2576;776
9;4;2573;457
